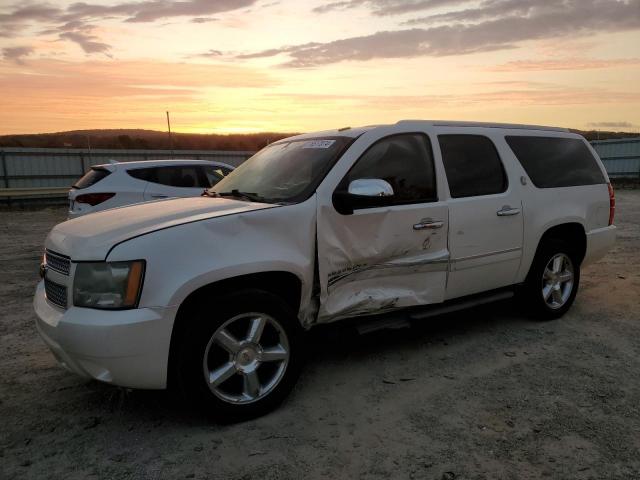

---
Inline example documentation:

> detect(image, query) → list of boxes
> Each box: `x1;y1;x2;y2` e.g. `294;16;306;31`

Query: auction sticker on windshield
303;140;336;149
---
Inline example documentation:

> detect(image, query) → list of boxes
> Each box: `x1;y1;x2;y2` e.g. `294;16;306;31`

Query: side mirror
347;179;394;197
333;178;395;215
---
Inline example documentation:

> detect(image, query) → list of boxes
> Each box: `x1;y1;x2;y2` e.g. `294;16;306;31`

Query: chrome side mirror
347;179;394;197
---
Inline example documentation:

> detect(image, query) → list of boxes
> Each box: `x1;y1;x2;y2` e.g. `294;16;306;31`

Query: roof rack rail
395;120;569;133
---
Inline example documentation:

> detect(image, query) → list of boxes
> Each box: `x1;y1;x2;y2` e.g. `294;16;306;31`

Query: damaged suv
34;121;616;418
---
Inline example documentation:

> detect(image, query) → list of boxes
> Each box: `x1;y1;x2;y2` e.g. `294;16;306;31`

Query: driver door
315;130;450;322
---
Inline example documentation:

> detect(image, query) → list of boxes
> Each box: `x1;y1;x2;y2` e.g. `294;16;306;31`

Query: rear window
73;167;111;189
505;136;605;188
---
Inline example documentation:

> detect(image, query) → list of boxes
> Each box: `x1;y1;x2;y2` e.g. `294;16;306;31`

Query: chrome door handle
497;206;521;216
413;220;444;230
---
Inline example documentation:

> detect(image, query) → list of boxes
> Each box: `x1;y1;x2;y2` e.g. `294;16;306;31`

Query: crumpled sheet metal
314;202;449;324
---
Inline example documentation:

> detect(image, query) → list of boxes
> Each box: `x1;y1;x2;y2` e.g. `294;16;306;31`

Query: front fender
106;199;317;323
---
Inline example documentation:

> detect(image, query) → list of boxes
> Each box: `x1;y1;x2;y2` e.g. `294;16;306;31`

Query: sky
0;0;639;135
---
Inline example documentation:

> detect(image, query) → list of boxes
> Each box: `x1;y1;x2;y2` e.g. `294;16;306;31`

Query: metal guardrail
0;187;69;198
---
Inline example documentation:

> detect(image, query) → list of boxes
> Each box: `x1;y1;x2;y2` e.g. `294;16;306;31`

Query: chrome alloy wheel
202;313;290;404
541;253;575;310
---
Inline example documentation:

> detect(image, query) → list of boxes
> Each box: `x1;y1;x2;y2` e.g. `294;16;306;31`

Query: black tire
174;289;303;421
524;239;581;320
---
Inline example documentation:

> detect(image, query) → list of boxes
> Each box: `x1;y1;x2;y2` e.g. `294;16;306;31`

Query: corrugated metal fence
0;148;254;190
591;138;640;178
0;138;638;202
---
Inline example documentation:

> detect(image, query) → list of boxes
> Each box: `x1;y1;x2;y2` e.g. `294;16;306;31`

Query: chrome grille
45;250;70;275
44;278;68;309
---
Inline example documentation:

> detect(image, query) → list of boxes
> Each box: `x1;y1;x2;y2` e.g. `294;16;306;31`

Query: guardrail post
1;150;9;207
1;150;8;188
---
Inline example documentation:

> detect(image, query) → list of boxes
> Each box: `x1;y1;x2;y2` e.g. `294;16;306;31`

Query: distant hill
569;130;639;141
0;129;298;151
0;128;637;150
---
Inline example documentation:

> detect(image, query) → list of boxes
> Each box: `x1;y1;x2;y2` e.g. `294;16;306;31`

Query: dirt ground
1;191;639;480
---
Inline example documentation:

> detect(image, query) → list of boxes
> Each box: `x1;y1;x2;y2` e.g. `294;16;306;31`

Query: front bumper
33;281;178;389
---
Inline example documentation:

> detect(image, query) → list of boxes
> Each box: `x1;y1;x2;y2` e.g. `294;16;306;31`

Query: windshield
207;136;354;203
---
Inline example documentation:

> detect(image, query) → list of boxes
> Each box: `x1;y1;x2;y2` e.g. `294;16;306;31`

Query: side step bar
355;289;515;335
409;290;514;320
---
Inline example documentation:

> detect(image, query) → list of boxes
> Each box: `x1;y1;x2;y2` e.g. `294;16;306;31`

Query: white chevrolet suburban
34;121;616;419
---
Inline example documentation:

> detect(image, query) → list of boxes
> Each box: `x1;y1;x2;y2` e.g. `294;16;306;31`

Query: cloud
0;0;258;54
57;0;257;24
242;0;640;67
1;45;34;63
265;86;640;109
59;31;112;55
489;57;640;71
191;17;218;23
588;121;638;128
313;0;472;15
194;49;224;58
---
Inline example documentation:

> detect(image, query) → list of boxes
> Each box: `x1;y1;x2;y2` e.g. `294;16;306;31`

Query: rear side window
505;136;605;188
127;167;154;182
342;133;437;205
73;167;111;189
128;166;201;188
438;135;507;198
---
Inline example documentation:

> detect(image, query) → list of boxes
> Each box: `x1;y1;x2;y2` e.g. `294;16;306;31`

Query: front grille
45;278;68;309
46;250;70;275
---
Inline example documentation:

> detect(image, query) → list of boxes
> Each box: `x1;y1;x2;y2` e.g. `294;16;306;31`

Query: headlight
73;260;145;309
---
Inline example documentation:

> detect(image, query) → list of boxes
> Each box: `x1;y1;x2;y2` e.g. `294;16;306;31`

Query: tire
174;289;303;421
524;239;581;320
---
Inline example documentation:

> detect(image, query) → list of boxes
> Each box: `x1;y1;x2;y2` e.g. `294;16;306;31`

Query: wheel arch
531;222;587;271
167;270;303;388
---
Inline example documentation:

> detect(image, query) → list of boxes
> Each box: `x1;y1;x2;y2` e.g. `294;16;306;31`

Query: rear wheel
524;240;580;320
175;290;302;420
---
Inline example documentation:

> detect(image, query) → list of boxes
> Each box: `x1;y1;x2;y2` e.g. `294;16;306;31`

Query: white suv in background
35;121;616;420
68;159;234;218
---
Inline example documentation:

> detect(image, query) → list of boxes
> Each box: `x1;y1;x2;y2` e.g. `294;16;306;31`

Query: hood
46;197;275;260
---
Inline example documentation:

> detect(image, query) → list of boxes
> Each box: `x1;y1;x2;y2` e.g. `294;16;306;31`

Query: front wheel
175;290;302;420
524;241;581;320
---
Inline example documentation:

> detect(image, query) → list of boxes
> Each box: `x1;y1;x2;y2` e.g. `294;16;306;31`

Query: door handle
151;194;168;199
497;206;521;216
413;220;444;230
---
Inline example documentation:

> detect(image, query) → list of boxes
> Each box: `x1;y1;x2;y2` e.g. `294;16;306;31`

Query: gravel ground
1;191;639;480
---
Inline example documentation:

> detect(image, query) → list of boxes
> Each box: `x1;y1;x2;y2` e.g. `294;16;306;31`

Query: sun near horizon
1;0;639;136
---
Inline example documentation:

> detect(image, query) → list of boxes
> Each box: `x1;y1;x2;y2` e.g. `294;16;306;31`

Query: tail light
75;192;115;206
608;183;615;226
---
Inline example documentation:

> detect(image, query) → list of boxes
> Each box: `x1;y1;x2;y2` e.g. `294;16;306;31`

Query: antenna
166;110;174;156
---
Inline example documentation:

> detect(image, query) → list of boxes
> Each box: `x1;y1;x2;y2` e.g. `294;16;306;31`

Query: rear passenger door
436;132;524;300
142;165;206;200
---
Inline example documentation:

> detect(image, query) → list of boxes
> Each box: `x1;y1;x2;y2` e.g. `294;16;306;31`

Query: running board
409;290;514;320
354;289;515;335
356;316;411;335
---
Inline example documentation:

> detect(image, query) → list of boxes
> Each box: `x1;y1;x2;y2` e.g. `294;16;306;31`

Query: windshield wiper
213;189;267;203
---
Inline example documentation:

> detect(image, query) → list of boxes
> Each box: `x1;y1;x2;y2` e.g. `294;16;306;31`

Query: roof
396;120;569;132
95;159;235;169
280;120;569;142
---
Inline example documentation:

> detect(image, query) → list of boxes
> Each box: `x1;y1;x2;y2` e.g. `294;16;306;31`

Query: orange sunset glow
1;0;639;134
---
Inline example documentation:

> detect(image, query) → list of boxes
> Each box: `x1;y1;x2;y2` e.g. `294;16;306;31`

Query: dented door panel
316;201;449;322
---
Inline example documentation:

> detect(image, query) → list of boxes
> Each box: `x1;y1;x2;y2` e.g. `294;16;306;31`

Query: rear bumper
33;281;178;389
583;225;616;266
